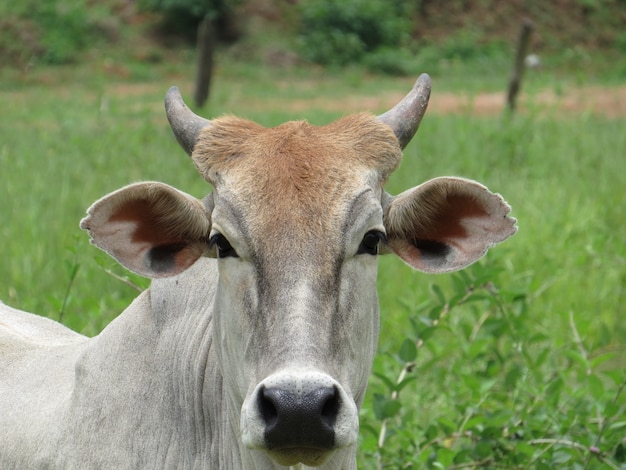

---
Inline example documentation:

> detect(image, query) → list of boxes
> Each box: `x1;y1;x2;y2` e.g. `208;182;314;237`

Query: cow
0;74;516;469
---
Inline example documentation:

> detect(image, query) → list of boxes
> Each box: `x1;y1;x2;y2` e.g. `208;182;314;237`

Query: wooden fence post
194;14;216;108
506;18;534;113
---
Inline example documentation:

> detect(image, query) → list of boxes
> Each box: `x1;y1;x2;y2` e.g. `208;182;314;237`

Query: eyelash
209;233;238;258
357;230;386;256
209;230;384;258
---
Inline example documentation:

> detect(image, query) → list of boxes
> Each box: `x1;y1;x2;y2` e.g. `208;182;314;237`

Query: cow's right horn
378;73;431;150
165;87;211;156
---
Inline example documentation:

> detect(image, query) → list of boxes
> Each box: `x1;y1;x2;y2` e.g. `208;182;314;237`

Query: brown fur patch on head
191;113;402;188
191;113;402;257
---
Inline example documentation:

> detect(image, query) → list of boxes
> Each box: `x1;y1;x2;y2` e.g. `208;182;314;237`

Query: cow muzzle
241;369;359;466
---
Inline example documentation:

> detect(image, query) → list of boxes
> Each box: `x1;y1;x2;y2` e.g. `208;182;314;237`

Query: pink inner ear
385;177;517;273
105;197;206;277
142;241;205;277
108;198;178;247
417;193;489;242
81;182;211;278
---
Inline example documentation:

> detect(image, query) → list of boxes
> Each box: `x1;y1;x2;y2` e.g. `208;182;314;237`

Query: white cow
0;74;516;469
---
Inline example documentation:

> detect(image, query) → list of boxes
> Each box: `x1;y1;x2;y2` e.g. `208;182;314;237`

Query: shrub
359;256;626;468
138;0;242;43
0;0;113;66
35;2;95;64
362;47;416;76
297;0;412;66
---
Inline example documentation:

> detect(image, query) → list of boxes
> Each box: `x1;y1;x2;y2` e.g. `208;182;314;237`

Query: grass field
1;53;625;468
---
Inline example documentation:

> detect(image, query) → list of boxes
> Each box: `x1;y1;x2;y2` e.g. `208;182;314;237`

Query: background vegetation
1;0;625;468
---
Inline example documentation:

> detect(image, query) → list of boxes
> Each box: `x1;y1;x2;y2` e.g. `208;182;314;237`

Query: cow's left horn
165;86;211;156
378;73;431;149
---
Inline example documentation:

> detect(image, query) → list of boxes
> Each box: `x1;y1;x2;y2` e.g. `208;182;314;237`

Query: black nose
258;386;340;450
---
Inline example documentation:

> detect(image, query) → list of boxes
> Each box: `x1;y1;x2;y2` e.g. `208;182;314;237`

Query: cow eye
209;233;238;258
357;230;385;256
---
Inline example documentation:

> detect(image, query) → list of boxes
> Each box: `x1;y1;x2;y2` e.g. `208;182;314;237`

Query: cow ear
383;177;517;273
80;182;212;278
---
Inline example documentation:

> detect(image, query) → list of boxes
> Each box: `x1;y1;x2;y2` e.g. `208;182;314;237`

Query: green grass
367;111;626;467
1;55;625;467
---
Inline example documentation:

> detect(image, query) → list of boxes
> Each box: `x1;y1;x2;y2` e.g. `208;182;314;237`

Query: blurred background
2;0;625;90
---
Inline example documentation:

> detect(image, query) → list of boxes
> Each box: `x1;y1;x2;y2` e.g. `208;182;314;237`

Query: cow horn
378;73;432;149
165;86;211;156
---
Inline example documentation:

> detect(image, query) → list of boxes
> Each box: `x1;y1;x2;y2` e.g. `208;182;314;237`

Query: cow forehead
192;113;401;241
192;113;402;192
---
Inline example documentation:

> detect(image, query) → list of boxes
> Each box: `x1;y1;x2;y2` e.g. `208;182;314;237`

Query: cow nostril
258;385;339;450
320;386;340;426
259;387;279;428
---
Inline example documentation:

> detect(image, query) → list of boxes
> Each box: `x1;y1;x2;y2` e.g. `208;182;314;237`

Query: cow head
80;74;516;467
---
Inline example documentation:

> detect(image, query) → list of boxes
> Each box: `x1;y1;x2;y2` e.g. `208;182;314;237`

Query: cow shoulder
0;302;85;348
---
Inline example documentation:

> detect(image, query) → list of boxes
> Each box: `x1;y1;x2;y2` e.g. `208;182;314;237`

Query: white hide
0;259;363;469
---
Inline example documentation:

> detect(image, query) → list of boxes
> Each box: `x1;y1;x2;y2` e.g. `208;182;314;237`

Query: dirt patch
243;85;626;119
429;86;626;118
6;79;624;120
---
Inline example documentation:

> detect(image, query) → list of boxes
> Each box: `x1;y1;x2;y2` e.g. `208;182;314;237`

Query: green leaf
372;371;397;393
437;418;456;434
452;448;472;464
588;374;605;401
480;378;498;394
383;402;401;420
475;440;493;458
609;420;626;431
396;375;417;392
551;449;573;464
398;338;417;362
590;351;619;369
428;304;445;320
462;374;481;395
434;447;455;466
451;274;468;294
372;393;387;420
408;316;423;337
485;410;513;428
467;338;491;359
430;283;446;304
419;326;437;342
474;266;503;286
455;270;472;288
515;442;536;458
360;422;379;438
448;292;466;308
533;348;550;368
505;365;523;388
464;414;486;431
424;424;438;441
605;370;626;386
373;394;402;420
465;292;492;303
480;426;502;439
604;401;620;418
563;349;591;374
